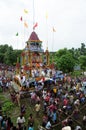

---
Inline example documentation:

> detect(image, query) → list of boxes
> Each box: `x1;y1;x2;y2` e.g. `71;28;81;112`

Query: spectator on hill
28;114;34;127
6;117;13;130
16;92;21;107
35;101;41;117
75;125;82;130
21;104;26;115
28;123;34;130
45;118;52;130
52;109;57;124
42;113;48;127
16;114;25;130
1;115;7;130
82;114;86;126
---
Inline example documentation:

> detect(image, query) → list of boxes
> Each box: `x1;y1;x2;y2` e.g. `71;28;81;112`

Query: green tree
55;48;68;57
79;55;86;71
12;49;22;65
55;48;75;73
0;44;22;65
57;53;75;73
80;43;86;55
0;44;9;53
0;53;4;63
0;44;9;63
4;46;14;65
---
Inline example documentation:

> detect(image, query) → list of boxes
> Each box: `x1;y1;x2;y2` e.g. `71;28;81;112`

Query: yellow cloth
76;84;79;90
53;88;57;93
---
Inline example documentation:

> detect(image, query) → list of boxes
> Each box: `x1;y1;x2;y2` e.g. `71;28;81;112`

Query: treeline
0;44;22;65
0;43;86;73
50;43;86;73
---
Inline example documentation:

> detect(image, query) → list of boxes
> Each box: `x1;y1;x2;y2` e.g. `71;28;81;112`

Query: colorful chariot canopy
27;31;42;43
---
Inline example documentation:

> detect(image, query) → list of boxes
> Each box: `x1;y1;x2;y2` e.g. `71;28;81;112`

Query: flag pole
24;21;26;44
33;0;35;31
52;27;56;62
16;35;18;50
20;16;23;49
17;37;18;50
46;12;48;50
52;29;54;52
52;29;54;62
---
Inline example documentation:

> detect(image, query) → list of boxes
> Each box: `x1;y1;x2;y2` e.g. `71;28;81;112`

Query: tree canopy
50;43;86;73
0;44;22;65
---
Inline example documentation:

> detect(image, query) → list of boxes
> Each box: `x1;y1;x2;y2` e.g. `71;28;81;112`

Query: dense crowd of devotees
0;65;86;130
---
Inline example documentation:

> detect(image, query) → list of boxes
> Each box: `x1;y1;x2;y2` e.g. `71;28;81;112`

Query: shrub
2;100;14;114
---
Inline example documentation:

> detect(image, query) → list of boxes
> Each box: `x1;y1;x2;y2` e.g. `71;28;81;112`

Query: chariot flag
16;32;18;36
24;22;28;28
20;16;23;21
33;22;38;30
53;27;56;32
24;9;28;14
45;12;48;19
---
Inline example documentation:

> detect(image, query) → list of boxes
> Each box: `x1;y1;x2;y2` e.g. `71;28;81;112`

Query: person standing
6;117;13;130
28;123;34;130
45;118;52;130
83;114;86;127
52;109;57;124
16;92;21;107
28;114;34;127
16;114;25;130
35;101;41;117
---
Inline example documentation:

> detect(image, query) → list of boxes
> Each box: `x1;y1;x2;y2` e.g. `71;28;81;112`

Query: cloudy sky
0;0;86;51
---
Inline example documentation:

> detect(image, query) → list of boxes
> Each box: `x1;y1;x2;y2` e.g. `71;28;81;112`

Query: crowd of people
0;67;86;130
28;76;86;130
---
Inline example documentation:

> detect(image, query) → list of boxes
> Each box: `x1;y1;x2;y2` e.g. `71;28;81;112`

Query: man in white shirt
17;114;25;130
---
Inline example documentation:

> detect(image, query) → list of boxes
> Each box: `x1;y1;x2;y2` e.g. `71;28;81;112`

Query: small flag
24;21;28;28
16;32;18;36
24;9;28;14
46;12;48;19
33;22;38;30
53;27;56;32
20;16;23;21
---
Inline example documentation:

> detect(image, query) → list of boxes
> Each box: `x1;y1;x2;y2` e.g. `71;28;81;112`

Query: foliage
4;46;13;65
0;87;3;92
0;44;9;53
2;100;14;114
0;53;4;63
70;70;82;77
80;43;86;55
49;52;56;63
55;48;68;57
79;55;86;71
53;43;86;73
54;48;75;73
0;44;22;65
58;53;74;72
